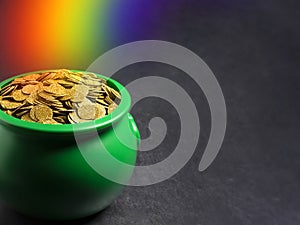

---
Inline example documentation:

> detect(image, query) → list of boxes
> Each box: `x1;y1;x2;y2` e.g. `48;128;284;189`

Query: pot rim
0;70;131;134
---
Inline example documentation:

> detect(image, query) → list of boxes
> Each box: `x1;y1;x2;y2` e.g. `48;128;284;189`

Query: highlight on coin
0;69;121;124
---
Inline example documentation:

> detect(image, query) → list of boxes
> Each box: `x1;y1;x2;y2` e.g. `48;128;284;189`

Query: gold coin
95;104;106;119
58;89;73;101
42;79;57;86
32;105;53;122
77;104;97;120
71;85;89;103
22;74;41;81
74;85;89;95
82;79;101;86
68;111;90;124
104;95;114;104
65;73;82;84
111;88;121;100
82;73;98;79
57;80;75;88
44;83;66;96
0;100;24;110
38;91;56;102
108;103;118;114
21;113;36;122
26;92;37;105
22;84;39;95
12;90;27;101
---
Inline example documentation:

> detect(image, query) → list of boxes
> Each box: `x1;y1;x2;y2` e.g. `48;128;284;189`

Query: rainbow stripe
0;0;181;78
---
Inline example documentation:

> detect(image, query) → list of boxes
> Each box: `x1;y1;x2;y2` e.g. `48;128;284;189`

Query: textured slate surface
0;0;299;224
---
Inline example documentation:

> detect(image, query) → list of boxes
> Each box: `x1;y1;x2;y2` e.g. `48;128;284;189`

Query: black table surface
1;0;300;224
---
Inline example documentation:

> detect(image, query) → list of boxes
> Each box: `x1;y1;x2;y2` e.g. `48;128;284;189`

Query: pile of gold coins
0;69;121;124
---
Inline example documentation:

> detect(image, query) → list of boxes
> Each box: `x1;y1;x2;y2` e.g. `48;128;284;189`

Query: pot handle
127;113;140;144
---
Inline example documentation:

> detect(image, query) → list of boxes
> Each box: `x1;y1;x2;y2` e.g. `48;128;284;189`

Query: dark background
1;0;300;224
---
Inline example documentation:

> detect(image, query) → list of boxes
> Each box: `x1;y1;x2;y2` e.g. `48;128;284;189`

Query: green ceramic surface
0;70;140;220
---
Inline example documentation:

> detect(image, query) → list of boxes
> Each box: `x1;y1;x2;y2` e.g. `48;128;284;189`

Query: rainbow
0;0;173;78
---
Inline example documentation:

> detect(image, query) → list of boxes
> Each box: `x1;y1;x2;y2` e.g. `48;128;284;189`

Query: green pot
0;70;140;220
